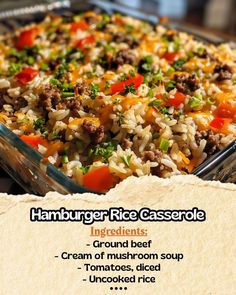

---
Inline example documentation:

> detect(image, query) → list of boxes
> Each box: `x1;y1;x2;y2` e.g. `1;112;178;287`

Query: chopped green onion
147;88;154;98
80;165;90;174
153;69;163;83
121;154;132;167
148;99;163;108
129;70;136;77
172;58;186;71
27;56;35;65
90;83;99;99
159;138;170;153
105;80;111;89
166;80;176;92
50;78;61;87
207;97;215;105
41;63;49;71
189;95;202;109
62;92;74;98
61;155;69;164
166;67;175;76
8;63;22;76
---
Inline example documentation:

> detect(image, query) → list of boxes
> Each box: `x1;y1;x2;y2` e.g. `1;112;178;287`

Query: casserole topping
0;12;235;192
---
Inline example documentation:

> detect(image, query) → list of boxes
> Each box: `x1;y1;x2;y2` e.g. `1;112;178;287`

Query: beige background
0;175;236;295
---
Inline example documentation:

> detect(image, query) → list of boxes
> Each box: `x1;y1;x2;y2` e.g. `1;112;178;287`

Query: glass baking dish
0;0;235;195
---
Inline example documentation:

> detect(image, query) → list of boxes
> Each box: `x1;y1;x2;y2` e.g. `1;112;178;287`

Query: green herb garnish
121;154;132;167
80;165;90;174
41;63;49;71
139;55;153;73
33;118;46;131
189;94;202;109
153;69;163;83
172;58;186;71
148;99;163;108
8;63;22;76
159;138;170;153
90;83;99;99
166;67;175;76
62;92;74;98
207;97;215;105
89;140;118;162
117;112;124;126
166;80;176;92
61;155;69;164
105;80;111;89
123;84;136;95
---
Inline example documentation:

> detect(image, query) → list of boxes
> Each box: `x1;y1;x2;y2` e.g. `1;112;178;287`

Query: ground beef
65;99;81;117
121;138;133;150
111;49;137;69
197;49;214;60
142;150;165;177
174;73;199;94
214;64;232;81
39;85;61;112
82;119;97;133
0;94;5;109
112;33;139;49
84;16;98;25
82;120;105;144
14;97;28;111
94;125;105;144
195;130;222;156
74;81;91;96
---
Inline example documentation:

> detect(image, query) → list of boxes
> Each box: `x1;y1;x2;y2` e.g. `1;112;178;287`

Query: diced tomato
15;67;38;85
71;20;89;32
16;28;38;50
83;166;114;192
114;16;124;25
111;81;126;94
209;117;232;130
20;134;46;148
163;52;180;64
168;91;186;108
111;74;144;94
75;35;96;49
215;102;236;119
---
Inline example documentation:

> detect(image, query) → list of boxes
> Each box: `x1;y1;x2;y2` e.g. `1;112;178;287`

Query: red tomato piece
129;74;144;88
15;67;38;85
111;81;126;94
114;16;124;25
215;102;236;119
83;166;114;192
111;74;144;94
163;52;180;64
168;92;186;108
71;20;89;32
75;35;96;49
21;135;46;148
209;117;232;130
16;28;38;50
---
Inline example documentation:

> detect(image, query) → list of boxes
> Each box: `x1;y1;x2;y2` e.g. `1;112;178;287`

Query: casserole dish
0;0;235;195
